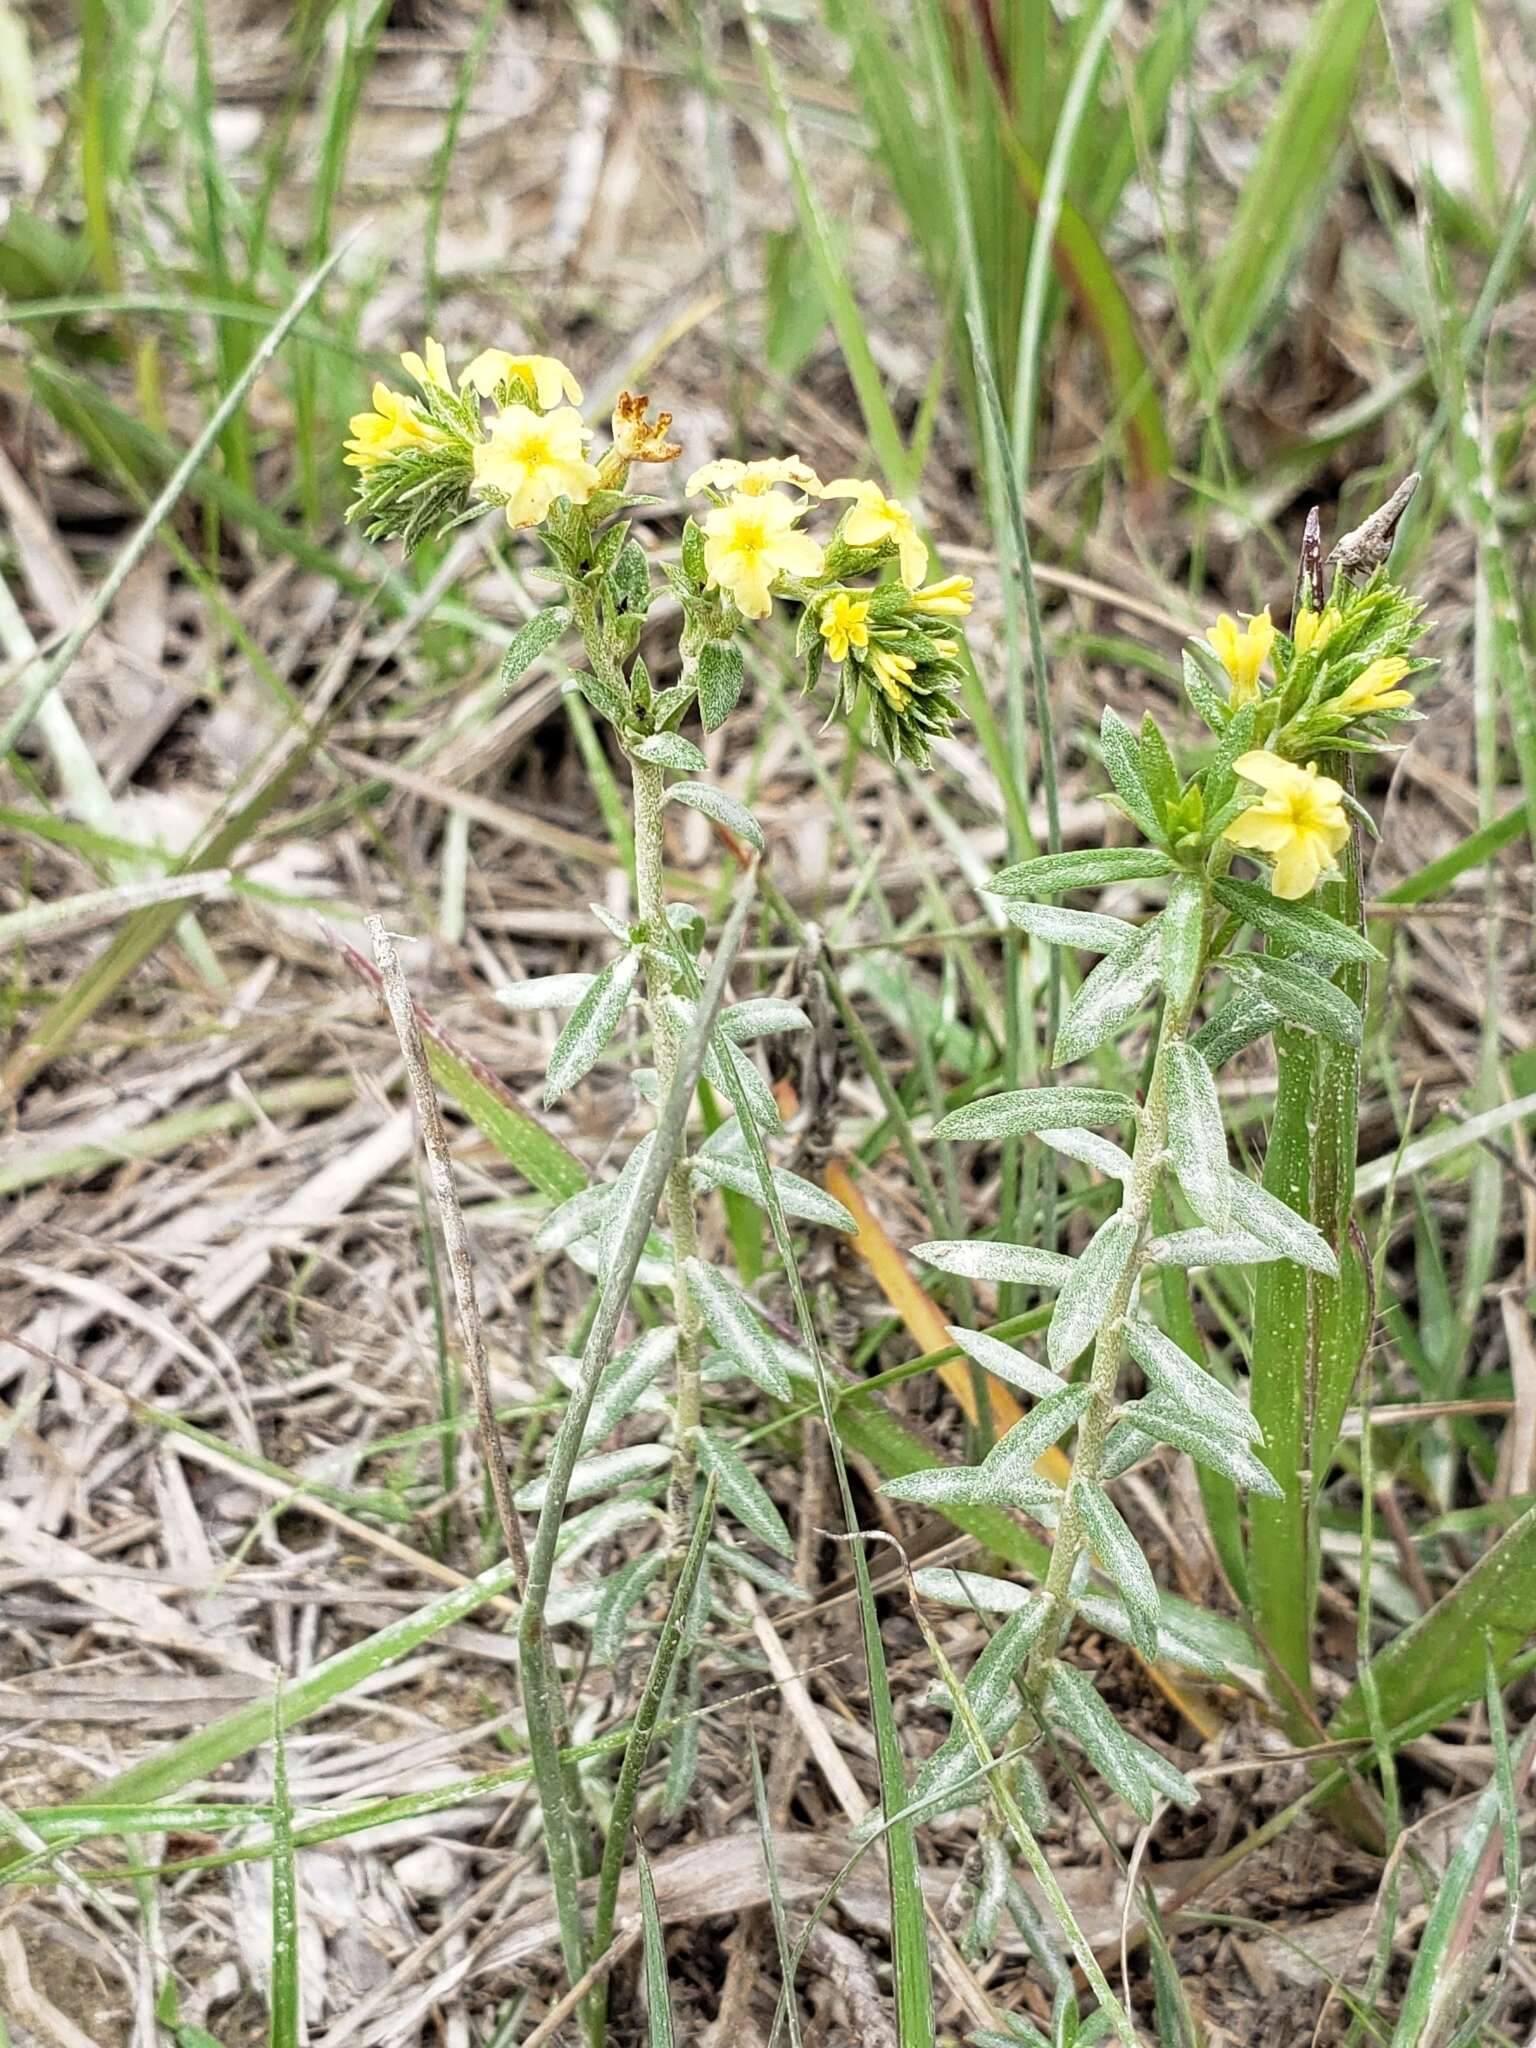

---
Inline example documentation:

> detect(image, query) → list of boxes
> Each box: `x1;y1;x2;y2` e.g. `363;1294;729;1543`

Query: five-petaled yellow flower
464;349;583;410
344;383;446;468
1331;656;1413;719
1223;751;1350;899
701;489;824;620
819;593;870;662
1292;604;1343;656
824;478;927;589
911;574;973;617
1207;608;1275;706
472;405;601;528
686;455;824;499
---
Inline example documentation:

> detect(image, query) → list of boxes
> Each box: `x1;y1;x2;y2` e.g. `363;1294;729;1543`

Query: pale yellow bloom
344;383;446;468
1292;603;1343;656
911;574;973;618
1330;656;1413;719
819;593;870;662
701;489;824;620
1223;751;1350;900
400;337;452;392
463;349;583;410
472;405;600;528
824;478;928;589
1206;608;1276;705
868;645;916;709
686;454;824;499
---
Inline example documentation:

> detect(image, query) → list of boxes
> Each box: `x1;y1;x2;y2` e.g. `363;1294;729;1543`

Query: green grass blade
1200;0;1380;379
637;1852;676;2048
0;237;349;755
859;1544;934;2045
1331;1503;1536;1742
267;1701;300;2048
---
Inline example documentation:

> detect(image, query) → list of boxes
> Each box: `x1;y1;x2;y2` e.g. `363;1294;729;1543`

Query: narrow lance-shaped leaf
988;846;1176;896
543;950;640;1104
682;1257;794;1399
631;731;708;772
1034;1127;1134;1179
1211;875;1383;966
1048;1212;1139;1371
696;1428;795;1557
1164;1041;1230;1228
500;604;571;687
947;1324;1063;1401
666;780;764;851
1124;1316;1262;1444
1116;1397;1284;1498
690;1152;855;1232
1045;1662;1158;1823
694;639;745;733
1098;706;1164;841
1160;872;1205;1010
883;1462;1062;1511
1242;954;1363;1048
1147;1226;1282;1268
999;900;1139;953
1226;1170;1340;1276
934;1087;1138;1142
1051;920;1162;1066
516;1442;671;1511
1075;1483;1161;1660
982;1384;1093;1487
917;1239;1075;1289
497;972;596;1011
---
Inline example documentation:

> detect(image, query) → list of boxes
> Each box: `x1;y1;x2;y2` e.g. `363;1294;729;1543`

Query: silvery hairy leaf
1164;1040;1230;1228
1225;1171;1340;1276
1035;1127;1134;1180
543;950;640;1105
1052;918;1162;1067
496;972;597;1011
535;1182;615;1255
594;1552;667;1664
1047;1212;1139;1371
690;1152;855;1232
1191;988;1281;1069
999;900;1140;953
882;1462;1062;1511
917;1239;1075;1289
597;1130;657;1273
1146;1227;1282;1268
1240;953;1363;1048
516;1441;671;1510
718;998;811;1042
912;1567;1040;1614
934;1087;1138;1143
1115;1396;1284;1498
981;1385;1093;1486
906;1604;1051;1821
1074;1482;1160;1661
631;731;707;772
695;1428;793;1555
988;846;1176;896
666;780;764;851
946;1324;1063;1402
580;1326;678;1450
1211;876;1383;966
683;1257;793;1399
1123;1316;1261;1443
1046;1663;1160;1822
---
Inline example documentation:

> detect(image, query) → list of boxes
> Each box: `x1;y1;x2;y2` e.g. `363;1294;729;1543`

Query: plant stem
514;877;759;2006
1025;973;1202;1697
630;755;709;1546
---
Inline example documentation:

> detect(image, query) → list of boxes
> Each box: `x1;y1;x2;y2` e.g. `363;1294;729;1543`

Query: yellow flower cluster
345;336;605;531
686;456;933;620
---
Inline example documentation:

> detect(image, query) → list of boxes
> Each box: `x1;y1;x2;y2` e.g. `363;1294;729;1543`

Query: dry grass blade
368;910;528;1591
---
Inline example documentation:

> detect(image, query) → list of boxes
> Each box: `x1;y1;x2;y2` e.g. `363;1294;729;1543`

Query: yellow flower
1206;608;1275;705
824;478;928;588
400;337;452;392
1292;603;1343;656
911;574;973;617
701;489;824;620
1330;656;1413;719
819;593;870;662
868;645;916;709
471;405;600;528
344;383;445;468
463;349;583;410
685;455;824;498
1223;751;1351;899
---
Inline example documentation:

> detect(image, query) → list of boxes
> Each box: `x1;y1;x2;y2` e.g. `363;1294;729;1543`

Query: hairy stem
630;755;708;1546
1025;962;1204;1697
515;878;759;2005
